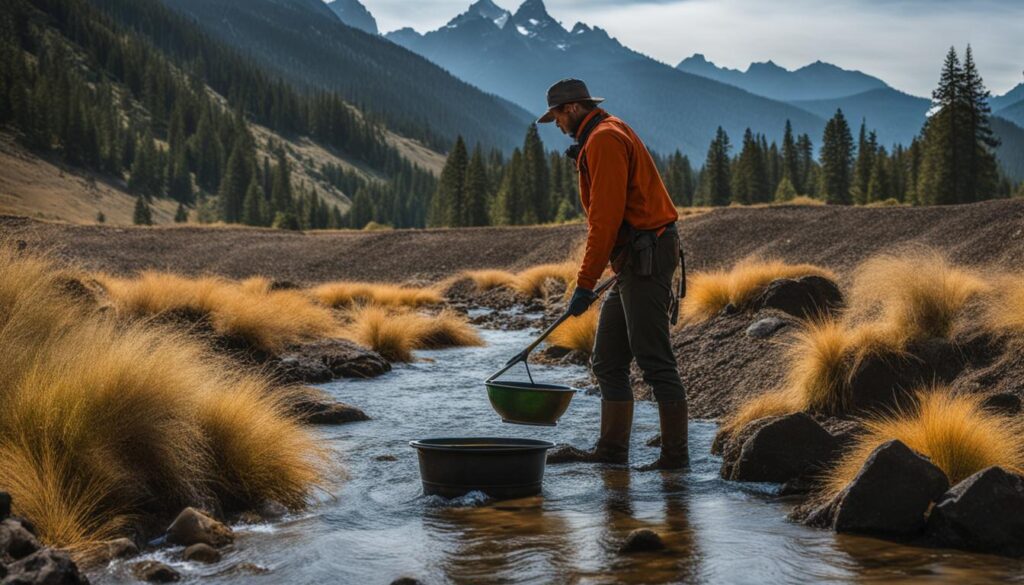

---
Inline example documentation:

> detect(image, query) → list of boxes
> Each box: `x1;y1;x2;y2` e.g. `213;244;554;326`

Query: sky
351;0;1024;97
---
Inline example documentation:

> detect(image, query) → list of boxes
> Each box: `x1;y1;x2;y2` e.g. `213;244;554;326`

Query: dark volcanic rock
745;316;788;339
753;275;842;319
183;543;222;564
619;528;665;553
271;339;390;384
290;396;369;425
845;338;964;415
926;466;1024;557
804;440;948;537
981;392;1022;416
723;413;838;483
165;508;234;548
0;518;41;560
132;560;181;582
3;549;88;585
94;538;139;563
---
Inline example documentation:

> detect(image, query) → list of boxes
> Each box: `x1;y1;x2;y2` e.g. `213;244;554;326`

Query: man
539;79;687;470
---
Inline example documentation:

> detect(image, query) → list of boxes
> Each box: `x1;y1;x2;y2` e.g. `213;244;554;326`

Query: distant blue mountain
788;88;931;148
992;116;1024;182
996;99;1024;129
326;0;378;35
676;54;889;101
991;83;1024;113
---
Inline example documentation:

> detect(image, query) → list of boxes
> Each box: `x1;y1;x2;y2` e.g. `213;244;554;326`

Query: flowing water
95;328;1024;584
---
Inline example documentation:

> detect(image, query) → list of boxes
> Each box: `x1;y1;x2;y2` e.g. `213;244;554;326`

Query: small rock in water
236;511;262;525
375;454;398;462
390;577;424;585
132;560;181;582
927;466;1024;557
166;507;234;548
96;537;139;562
257;499;288;521
746;317;788;339
184;543;222;564
619;528;665;553
4;548;88;584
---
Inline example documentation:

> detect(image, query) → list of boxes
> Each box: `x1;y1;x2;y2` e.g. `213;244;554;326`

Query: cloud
361;0;1024;96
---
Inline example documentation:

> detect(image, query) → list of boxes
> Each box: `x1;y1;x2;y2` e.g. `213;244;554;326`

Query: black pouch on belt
631;230;658;277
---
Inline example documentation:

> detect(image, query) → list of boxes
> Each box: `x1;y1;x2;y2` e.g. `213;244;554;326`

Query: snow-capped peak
468;0;512;29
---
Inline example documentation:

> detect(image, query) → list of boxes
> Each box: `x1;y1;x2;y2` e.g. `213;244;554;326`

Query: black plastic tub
409;438;555;499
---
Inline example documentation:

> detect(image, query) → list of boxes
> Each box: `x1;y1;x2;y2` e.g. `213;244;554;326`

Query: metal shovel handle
486;275;618;383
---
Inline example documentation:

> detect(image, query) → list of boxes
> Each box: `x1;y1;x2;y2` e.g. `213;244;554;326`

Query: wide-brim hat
537;78;604;124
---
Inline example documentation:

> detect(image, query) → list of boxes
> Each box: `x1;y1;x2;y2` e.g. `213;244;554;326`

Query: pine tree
167;144;193;204
133;195;153;225
782;120;799;192
731;129;769;205
796;133;814;195
429;136;468;227
174;202;188;223
866;147;891;203
242;177;265;226
853;121;878;204
820;109;854;204
463;145;490;227
270;151;293;215
128;131;162;198
700;127;732;206
191;107;222;194
348;187;375;229
219;139;252;223
521;124;550;224
95;210;105;224
492;149;525;225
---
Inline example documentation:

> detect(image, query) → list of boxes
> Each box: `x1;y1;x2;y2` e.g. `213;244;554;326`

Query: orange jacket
575;109;679;290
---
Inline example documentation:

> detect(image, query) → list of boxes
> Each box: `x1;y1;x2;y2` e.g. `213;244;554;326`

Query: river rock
131;560;181;583
981;392;1022;416
722;413;838;484
0;492;10;520
804;440;948;537
2;549;88;585
619;528;665;553
272;339;390;384
926;466;1024;557
256;500;288;521
745;317;788;339
165;508;234;548
92;538;138;563
290;396;369;425
1;518;41;560
753;275;842;319
183;543;221;564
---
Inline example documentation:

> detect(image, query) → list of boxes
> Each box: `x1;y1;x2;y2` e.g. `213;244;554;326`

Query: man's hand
567;286;598;317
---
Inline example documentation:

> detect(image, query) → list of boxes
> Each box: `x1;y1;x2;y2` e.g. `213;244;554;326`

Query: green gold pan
484;380;577;426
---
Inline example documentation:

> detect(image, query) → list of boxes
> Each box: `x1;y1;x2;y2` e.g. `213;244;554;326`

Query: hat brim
536;97;605;124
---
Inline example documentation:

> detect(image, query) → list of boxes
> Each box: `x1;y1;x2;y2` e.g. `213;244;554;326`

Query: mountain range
326;0;378;34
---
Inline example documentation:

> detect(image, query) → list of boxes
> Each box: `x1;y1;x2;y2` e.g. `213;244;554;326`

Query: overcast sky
353;0;1024;97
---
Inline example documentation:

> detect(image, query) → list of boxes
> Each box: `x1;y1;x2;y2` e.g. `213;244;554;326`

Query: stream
95;327;1024;584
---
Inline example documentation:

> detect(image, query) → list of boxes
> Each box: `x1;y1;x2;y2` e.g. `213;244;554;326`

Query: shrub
512;262;577;298
313;281;443;308
341;305;423;362
0;249;321;557
847;250;989;340
983;275;1024;337
416;309;484;349
547;304;600;353
680;258;836;324
464;269;518;292
821;389;1024;500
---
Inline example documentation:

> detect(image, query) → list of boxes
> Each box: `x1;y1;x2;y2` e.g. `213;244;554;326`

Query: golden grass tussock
0;248;321;555
464;269;518;292
512;261;578;298
312;280;443;308
983;275;1024;337
847;249;990;340
548;304;600;353
340;306;483;361
821;389;1024;500
99;272;337;352
680;258;836;324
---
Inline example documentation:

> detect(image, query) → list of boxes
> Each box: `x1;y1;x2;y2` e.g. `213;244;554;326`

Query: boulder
804;440;948;537
277;339;391;383
290;397;369;425
723;413;838;484
0;518;41;560
0;492;9;520
183;543;222;564
131;560;181;583
753;275;842;319
926;466;1024;557
94;538;138;563
2;549;88;585
745;317;788;339
256;500;288;521
981;393;1022;416
165;508;234;548
619;528;665;553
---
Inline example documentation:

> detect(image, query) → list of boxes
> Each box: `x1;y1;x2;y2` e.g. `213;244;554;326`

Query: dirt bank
5;199;1023;284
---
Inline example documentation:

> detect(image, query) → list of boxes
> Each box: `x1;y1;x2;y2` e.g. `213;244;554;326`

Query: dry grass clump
983;275;1024;336
100;272;337;352
312;281;443;308
340;306;482;361
464;269;518;292
680;258;836;324
548;304;600;353
0;248;321;556
847;250;990;340
821;389;1024;499
512;261;577;298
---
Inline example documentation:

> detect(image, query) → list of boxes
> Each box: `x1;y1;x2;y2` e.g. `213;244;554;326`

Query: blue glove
567;286;598;317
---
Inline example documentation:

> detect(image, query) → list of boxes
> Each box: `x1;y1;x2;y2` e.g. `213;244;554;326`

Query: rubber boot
547;401;634;464
636;400;689;471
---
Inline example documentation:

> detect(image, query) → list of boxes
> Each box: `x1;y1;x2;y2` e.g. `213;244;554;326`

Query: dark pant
591;230;686;403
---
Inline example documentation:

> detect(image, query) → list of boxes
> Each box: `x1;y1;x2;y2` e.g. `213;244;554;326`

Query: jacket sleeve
577;131;630;290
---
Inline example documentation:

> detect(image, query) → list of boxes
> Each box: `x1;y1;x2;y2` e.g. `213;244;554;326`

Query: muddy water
95;328;1024;584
